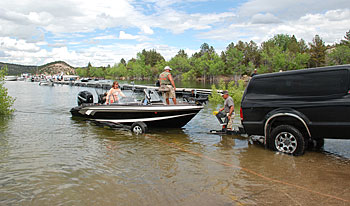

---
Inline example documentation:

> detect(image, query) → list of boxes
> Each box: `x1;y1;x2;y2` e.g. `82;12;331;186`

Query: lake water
1;81;349;205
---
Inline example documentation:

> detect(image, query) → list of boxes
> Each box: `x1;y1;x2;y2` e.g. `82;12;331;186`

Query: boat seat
144;89;163;104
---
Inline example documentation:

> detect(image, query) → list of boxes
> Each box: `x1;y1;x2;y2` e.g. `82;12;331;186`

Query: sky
0;0;349;67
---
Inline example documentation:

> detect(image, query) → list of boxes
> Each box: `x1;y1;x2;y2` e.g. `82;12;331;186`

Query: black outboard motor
77;91;93;106
98;92;107;104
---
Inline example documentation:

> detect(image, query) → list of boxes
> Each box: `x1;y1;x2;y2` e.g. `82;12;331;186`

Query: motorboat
39;80;54;86
4;76;17;81
70;89;204;133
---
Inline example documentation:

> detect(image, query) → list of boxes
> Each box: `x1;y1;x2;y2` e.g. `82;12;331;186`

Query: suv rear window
246;69;349;97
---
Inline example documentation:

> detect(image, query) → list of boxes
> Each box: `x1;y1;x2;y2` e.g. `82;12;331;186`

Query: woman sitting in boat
106;81;126;104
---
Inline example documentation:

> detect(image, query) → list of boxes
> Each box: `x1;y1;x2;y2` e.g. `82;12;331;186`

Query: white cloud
93;35;118;40
200;8;350;45
237;0;350;20
0;37;41;52
141;25;154;35
0;0;349;67
251;13;281;24
119;31;139;40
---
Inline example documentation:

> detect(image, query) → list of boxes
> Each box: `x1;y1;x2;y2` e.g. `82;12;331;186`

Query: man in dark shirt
251;69;258;77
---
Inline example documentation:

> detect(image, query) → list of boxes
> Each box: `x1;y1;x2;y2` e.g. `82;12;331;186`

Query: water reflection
0;81;349;205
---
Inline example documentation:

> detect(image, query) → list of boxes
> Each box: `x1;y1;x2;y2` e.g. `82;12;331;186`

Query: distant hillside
0;62;38;75
38;61;75;75
0;61;75;75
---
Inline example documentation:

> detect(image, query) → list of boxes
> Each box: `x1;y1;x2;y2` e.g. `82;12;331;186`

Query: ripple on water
1;81;350;205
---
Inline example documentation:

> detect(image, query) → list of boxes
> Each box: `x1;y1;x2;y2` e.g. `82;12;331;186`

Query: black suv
240;65;350;155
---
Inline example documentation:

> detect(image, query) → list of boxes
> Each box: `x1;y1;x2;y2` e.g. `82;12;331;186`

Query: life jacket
159;71;171;85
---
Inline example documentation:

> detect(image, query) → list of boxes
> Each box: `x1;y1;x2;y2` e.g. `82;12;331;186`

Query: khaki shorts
162;85;176;99
227;113;235;130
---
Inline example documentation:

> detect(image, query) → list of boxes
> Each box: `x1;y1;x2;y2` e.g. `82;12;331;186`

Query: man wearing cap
251;69;258;77
159;66;177;105
218;90;234;130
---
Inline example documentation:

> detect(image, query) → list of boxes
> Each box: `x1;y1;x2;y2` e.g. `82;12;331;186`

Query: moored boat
4;76;17;81
39;80;54;86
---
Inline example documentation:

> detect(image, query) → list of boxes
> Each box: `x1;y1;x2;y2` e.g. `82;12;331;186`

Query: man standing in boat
159;66;177;105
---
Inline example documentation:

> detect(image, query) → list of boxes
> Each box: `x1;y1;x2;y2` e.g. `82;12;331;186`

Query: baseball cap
221;90;229;96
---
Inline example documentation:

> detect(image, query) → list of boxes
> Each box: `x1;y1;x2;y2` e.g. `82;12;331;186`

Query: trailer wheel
131;122;147;134
270;125;306;156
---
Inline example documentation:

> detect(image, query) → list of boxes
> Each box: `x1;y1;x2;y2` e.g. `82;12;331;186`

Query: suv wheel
270;125;306;156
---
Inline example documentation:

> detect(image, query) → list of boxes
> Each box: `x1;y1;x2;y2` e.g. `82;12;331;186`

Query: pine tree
340;30;350;46
308;35;327;67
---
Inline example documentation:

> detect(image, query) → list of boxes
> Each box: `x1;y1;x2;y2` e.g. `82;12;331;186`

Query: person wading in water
159;66;177;105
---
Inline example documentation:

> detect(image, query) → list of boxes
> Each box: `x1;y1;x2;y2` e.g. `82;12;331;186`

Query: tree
225;46;246;74
0;66;15;115
75;67;88;77
120;58;126;66
308;35;327;67
259;34;310;72
207;53;225;82
89;67;105;78
141;49;165;67
168;54;191;75
340;30;350;46
175;49;188;58
327;45;350;65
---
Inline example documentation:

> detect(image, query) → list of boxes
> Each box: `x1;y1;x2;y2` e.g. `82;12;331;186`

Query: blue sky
0;0;349;67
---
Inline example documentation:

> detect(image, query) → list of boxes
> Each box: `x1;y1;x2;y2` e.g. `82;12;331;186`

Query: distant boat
4;76;17;81
39;80;54;86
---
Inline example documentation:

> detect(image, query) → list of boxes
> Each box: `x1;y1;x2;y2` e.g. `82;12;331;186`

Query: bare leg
172;98;177;105
166;98;170;105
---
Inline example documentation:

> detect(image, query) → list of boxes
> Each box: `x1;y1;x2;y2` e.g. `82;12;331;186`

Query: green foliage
328;45;350;65
0;66;15;115
69;30;349;81
260;35;310;72
0;62;37;75
75;67;88;77
168;52;191;75
208;79;245;107
141;49;165;67
340;30;350;46
208;84;223;104
89;66;105;78
225;46;246;74
182;70;197;81
308;35;327;67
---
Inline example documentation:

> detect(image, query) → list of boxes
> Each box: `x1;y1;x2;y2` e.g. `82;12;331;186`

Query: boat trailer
209;110;246;135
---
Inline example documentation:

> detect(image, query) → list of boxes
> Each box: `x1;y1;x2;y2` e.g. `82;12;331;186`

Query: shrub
0;66;15;115
208;79;245;109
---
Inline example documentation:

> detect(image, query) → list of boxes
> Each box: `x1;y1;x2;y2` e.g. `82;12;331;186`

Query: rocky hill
0;61;75;75
38;61;75;75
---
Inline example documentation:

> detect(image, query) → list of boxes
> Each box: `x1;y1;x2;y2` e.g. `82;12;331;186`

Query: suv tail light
240;107;243;121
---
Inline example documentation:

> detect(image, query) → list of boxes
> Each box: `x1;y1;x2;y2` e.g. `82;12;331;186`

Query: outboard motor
98;93;107;104
77;91;93;106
